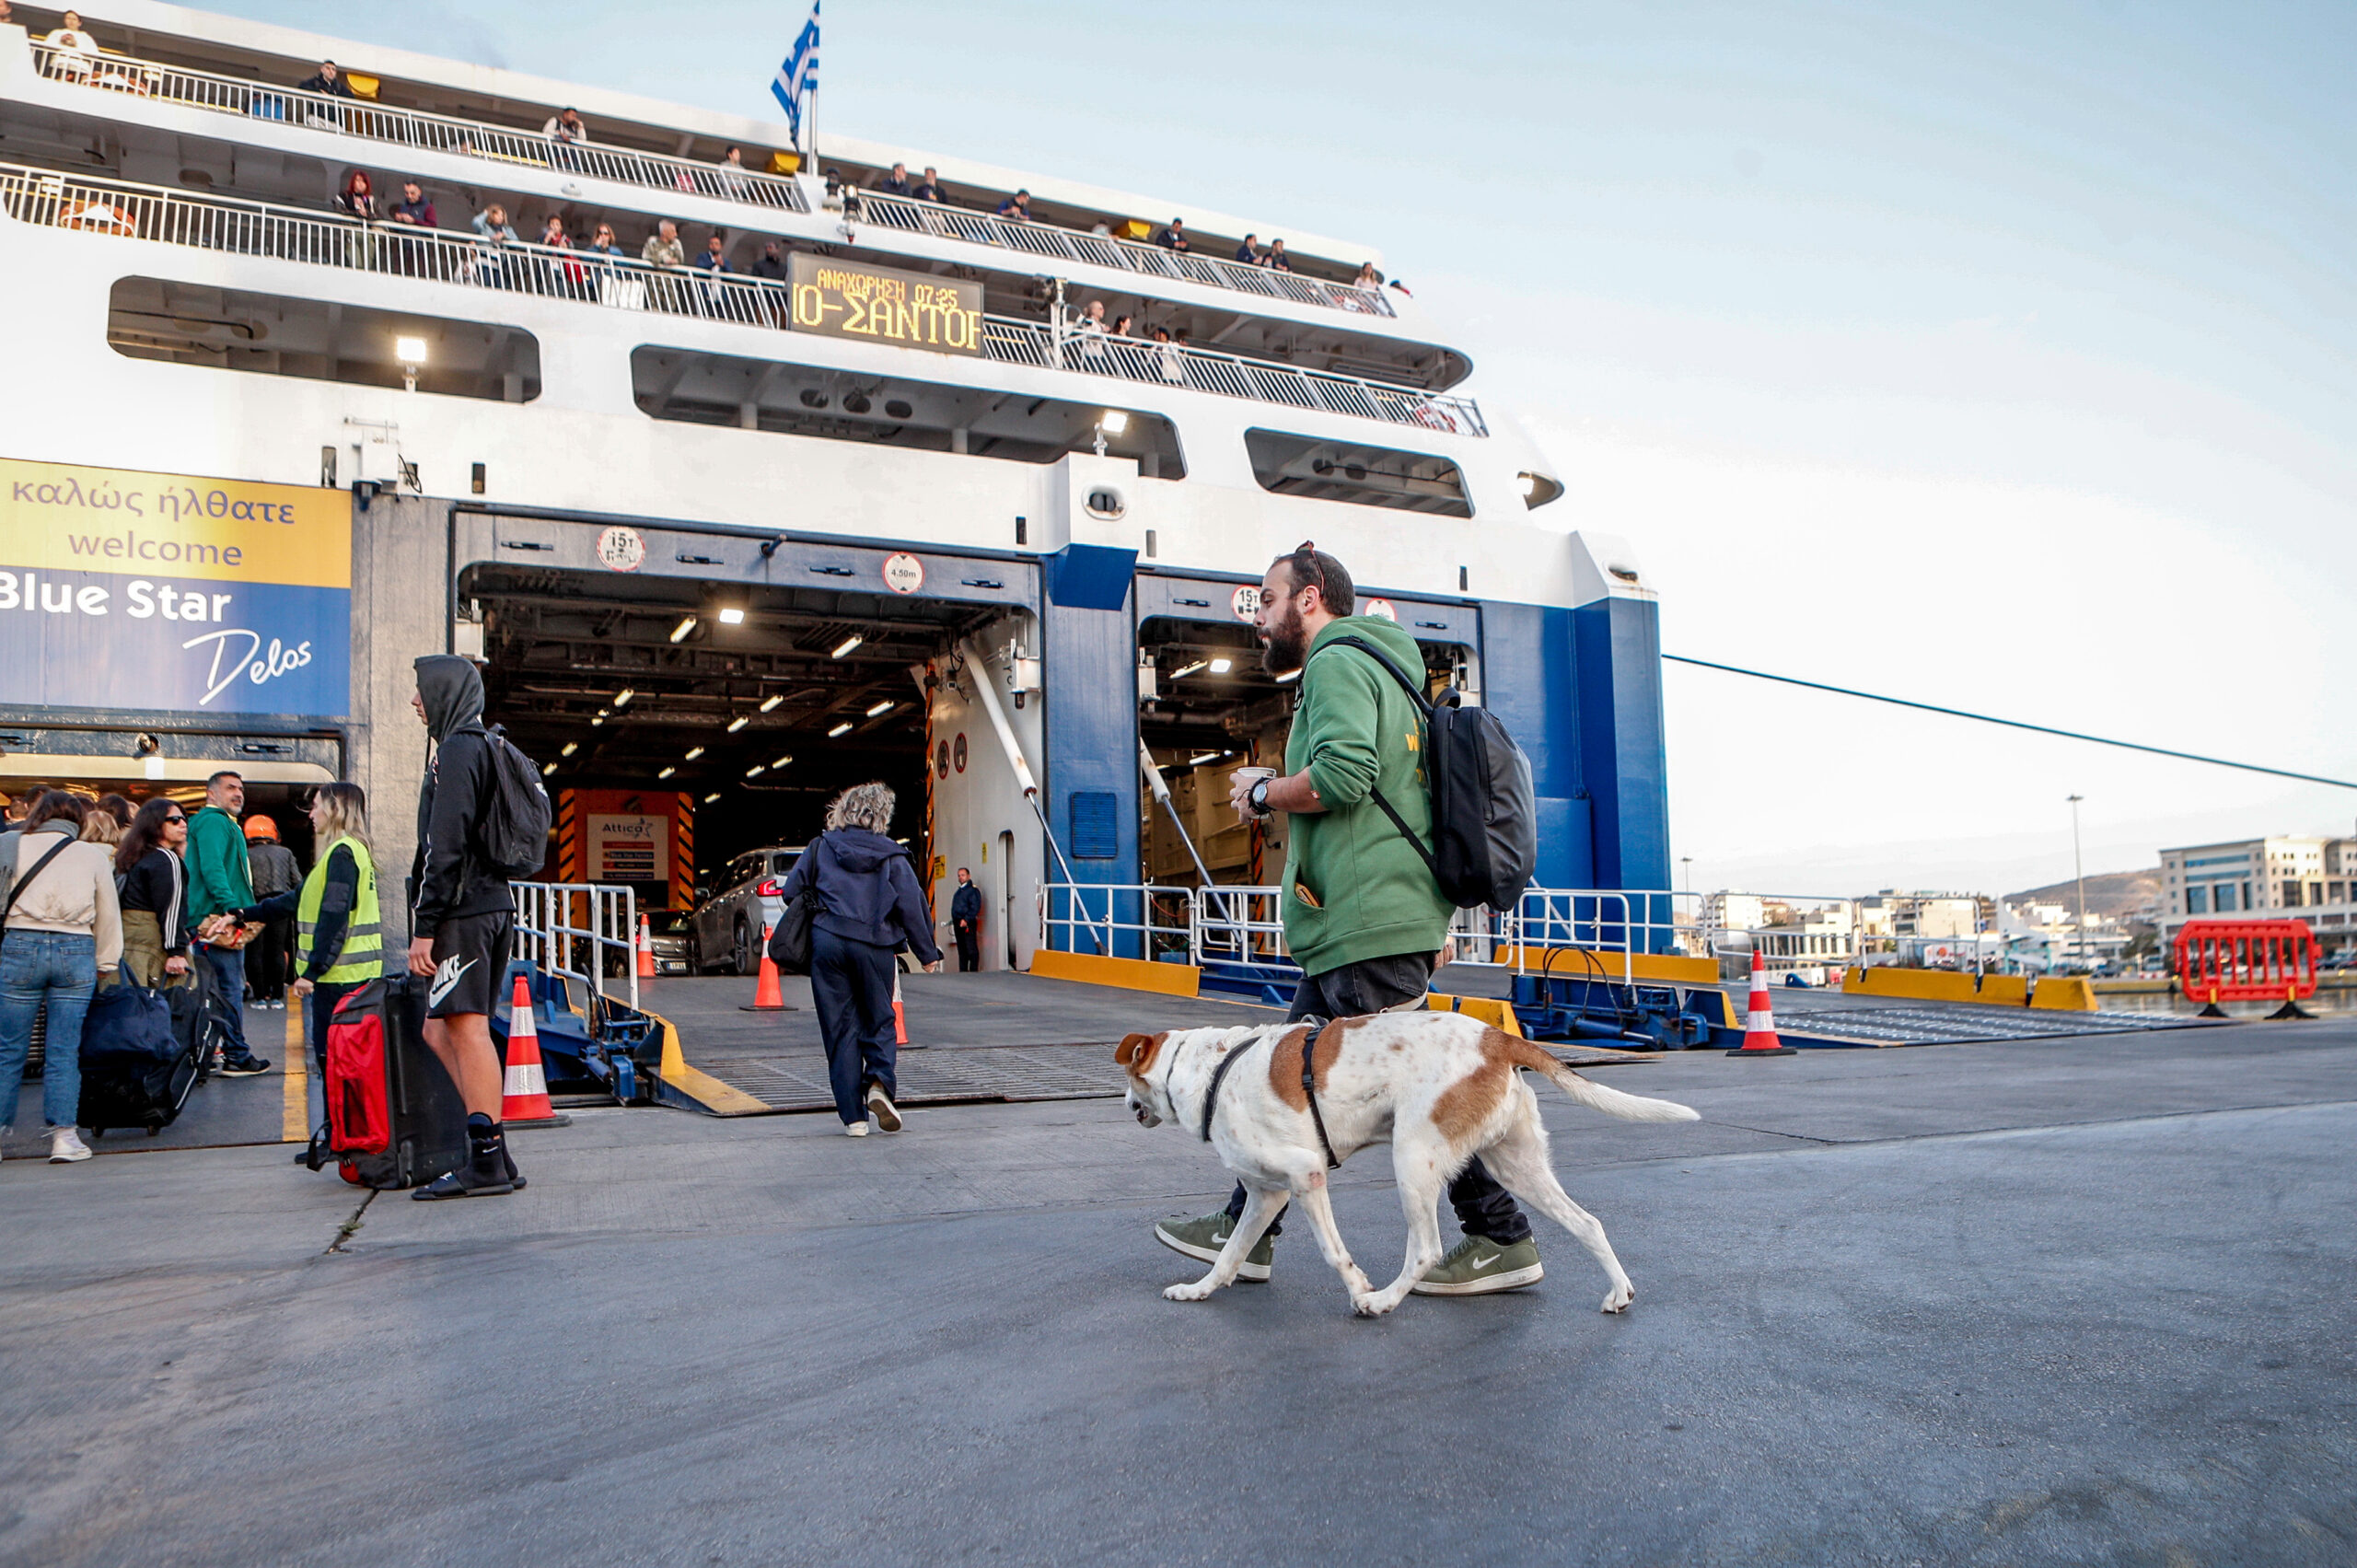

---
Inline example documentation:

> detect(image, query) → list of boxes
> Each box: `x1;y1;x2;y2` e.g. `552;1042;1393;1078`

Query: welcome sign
0;458;351;718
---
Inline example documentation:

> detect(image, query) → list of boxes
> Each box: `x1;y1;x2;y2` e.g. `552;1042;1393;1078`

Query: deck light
773;754;794;769
828;721;853;738
612;688;634;707
541;761;558;776
831;634;864;658
759;693;784;712
718;607;746;625
657;766;676;779
726;716;749;733
684;746;705;761
670;616;698;643
396;335;427;391
1275;668;1302;683
1189;751;1219;765
1171;659;1207;679
1208;657;1232;674
590;714;605;726
704;793;722;804
746;763;765;777
560;742;578;757
865;700;893;716
1098;410;1129;434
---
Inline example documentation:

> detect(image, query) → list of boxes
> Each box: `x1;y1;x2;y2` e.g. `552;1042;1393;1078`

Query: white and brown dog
1118;1011;1700;1318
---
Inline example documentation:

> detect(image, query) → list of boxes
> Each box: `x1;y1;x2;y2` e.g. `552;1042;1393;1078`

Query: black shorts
424;910;513;1019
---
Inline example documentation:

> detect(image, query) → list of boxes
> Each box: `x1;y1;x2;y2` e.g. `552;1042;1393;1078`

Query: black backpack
1324;636;1538;912
473;723;554;879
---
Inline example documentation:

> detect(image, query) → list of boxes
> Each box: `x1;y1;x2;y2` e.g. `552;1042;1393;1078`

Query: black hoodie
779;827;942;964
409;655;510;932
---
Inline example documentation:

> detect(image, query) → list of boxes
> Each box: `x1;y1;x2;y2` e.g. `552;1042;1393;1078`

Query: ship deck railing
0;161;1486;437
20;39;1401;322
25;39;811;215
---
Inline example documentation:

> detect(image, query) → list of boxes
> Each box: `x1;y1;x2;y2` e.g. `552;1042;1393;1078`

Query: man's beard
1260;602;1308;676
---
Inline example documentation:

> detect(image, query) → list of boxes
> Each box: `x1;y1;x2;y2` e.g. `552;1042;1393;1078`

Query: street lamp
395;335;427;393
2067;794;2088;971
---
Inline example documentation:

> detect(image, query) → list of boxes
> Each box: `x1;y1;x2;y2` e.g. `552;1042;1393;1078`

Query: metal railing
853;189;1395;318
511;881;639;1012
0;162;1485;437
1492;889;1690;986
1038;883;1195;961
28;40;809;214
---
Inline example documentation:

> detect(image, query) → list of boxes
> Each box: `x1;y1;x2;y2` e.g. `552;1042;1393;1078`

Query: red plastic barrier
2172;919;2318;1005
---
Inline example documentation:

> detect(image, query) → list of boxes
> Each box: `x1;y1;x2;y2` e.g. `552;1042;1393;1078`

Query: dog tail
1506;1038;1701;1123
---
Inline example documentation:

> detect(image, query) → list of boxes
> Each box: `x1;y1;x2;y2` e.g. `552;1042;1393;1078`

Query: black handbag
767;887;819;974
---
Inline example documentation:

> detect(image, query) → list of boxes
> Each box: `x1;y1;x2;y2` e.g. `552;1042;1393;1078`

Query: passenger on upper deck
692;232;731;275
996;190;1034;222
391;180;435;228
750;239;787;281
541;107;590;145
877;162;911;197
715;146;750;198
335;170;378;222
585;221;624;260
1265;238;1292;273
468;203;517;288
642;218;686;269
1236;234;1261;264
298;59;356;99
1353;261;1382;291
1157;217;1190;252
41;10;99;79
910;167;943;203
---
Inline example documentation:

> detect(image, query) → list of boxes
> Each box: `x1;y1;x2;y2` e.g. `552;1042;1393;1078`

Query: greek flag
771;3;820;148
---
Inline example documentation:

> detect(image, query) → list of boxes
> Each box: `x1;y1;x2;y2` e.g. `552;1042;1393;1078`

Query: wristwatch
1248;778;1272;818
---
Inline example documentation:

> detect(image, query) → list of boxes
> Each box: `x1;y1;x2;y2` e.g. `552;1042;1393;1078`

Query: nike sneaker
1411;1235;1543;1295
1154;1211;1273;1282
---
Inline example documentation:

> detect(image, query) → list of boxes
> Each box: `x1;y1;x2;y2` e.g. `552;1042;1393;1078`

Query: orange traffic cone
501;972;569;1125
1726;948;1797;1057
740;922;792;1011
891;968;909;1047
635;916;656;980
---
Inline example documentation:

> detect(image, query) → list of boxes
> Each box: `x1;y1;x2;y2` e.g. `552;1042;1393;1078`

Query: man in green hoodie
1153;543;1541;1295
185;770;270;1074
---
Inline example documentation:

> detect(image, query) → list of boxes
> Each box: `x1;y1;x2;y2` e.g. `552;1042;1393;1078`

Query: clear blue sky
216;0;2357;895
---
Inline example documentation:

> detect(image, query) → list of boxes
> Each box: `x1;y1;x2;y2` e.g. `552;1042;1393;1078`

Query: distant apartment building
1857;890;1993;939
2158;835;2357;948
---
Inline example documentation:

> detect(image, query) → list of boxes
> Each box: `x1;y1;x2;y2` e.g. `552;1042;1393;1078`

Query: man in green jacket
1154;543;1540;1295
185;769;269;1074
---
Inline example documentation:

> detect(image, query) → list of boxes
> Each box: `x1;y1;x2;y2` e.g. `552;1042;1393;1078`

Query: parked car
691;845;805;974
645;910;696;976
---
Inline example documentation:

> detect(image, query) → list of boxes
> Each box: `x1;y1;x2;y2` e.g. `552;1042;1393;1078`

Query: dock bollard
1726;949;1797;1058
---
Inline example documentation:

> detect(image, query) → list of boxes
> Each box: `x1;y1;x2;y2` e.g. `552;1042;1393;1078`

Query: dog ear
1116;1031;1154;1068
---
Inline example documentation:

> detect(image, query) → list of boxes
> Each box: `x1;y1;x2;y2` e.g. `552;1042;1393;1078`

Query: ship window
630;346;1187;476
1243;430;1469;518
107;278;541;401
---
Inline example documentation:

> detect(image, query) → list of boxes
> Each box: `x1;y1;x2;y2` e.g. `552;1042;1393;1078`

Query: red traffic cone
1727;948;1797;1057
741;922;792;1011
501;972;569;1125
891;968;909;1047
636;915;656;980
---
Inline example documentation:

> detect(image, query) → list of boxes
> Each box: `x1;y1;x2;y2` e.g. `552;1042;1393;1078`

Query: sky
212;0;2357;897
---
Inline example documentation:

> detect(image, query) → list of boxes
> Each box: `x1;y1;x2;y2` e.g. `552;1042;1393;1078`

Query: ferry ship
0;0;1668;975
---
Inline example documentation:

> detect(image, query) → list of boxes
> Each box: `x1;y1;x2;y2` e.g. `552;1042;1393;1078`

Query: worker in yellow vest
218;784;382;1086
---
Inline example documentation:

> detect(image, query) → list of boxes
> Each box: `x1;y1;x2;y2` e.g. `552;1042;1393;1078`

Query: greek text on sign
597;526;646;572
1231;586;1262;621
882;552;925;595
787;253;983;355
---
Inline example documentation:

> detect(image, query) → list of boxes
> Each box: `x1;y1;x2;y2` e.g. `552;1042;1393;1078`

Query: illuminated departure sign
787;254;983;355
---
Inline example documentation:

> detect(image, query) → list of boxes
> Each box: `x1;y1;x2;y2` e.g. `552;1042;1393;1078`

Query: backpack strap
1317;636;1444;883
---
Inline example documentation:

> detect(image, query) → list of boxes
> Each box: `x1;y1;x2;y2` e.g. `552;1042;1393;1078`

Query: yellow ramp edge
1029;949;1202;997
1491;946;1720;986
650;1008;773;1116
1427;993;1525;1036
2029;977;2098;1012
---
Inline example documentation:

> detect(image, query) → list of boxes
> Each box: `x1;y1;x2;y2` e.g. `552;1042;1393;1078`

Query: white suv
691;845;805;974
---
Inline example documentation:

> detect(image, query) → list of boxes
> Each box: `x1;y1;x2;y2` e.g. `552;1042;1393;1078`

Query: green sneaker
1411;1235;1544;1295
1154;1210;1273;1282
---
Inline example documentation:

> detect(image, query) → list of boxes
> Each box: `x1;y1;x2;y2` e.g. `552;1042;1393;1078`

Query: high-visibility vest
296;835;383;984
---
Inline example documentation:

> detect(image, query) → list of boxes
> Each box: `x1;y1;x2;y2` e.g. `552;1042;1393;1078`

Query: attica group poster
0;458;351;717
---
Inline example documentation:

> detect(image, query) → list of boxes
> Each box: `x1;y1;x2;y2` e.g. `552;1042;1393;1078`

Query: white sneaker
865;1085;903;1133
49;1128;92;1164
843;1121;869;1137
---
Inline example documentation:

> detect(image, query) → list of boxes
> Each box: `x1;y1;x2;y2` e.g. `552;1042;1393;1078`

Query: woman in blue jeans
777;784;941;1135
0;792;124;1164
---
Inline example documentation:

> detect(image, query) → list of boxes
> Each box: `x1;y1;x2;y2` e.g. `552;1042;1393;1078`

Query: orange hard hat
243;815;280;842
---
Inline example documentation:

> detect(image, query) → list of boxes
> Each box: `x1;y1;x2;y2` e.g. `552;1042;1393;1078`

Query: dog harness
1195;1034;1255;1144
1194;1020;1341;1170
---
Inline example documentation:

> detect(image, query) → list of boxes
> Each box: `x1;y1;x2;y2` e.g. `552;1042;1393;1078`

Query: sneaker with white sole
1154;1210;1273;1282
49;1128;93;1164
843;1120;869;1136
865;1085;902;1132
1411;1235;1543;1295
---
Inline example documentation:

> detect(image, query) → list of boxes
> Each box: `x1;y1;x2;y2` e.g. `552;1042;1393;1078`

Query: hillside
2003;868;2161;921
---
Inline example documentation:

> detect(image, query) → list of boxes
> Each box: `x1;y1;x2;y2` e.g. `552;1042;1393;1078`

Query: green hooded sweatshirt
1280;615;1455;974
185;804;253;923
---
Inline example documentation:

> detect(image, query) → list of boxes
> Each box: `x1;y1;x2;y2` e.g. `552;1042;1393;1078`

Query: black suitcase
78;982;203;1138
319;976;470;1191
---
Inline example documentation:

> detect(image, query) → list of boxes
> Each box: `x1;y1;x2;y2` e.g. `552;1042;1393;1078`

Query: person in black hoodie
777;783;941;1135
405;656;523;1198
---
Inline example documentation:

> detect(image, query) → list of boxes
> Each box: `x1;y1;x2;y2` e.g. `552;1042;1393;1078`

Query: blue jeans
200;945;254;1061
809;929;898;1125
0;931;97;1129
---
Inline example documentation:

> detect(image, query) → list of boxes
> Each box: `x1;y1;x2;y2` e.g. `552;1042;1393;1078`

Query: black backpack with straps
1322;635;1538;912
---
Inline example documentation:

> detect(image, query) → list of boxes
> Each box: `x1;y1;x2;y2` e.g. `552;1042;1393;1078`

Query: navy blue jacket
781;829;942;964
950;883;982;926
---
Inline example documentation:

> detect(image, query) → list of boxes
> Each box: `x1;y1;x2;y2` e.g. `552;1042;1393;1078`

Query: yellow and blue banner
0;458;351;717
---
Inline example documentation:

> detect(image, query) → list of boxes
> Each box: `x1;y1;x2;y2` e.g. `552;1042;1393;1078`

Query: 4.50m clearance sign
0;458;351;717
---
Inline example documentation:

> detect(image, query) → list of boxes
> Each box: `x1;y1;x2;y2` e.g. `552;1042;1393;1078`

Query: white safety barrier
511;882;639;1012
